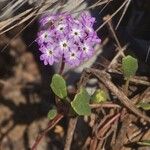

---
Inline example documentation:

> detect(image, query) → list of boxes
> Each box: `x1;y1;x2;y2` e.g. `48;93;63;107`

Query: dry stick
83;137;91;150
71;0;110;15
0;10;36;35
98;0;112;15
139;87;150;103
64;70;91;150
115;0;131;30
0;0;59;33
0;2;43;53
145;45;150;62
64;118;78;150
1;0;16;11
0;1;58;52
105;15;129;94
90;138;98;150
130;77;150;86
31;114;64;150
90;103;121;109
111;117;119;145
92;111;114;150
36;0;109;21
1;0;24;18
95;110;114;135
124;78;130;96
0;80;8;85
96;119;119;150
96;0;128;32
0;0;107;33
112;113;131;150
97;113;121;139
104;15;123;51
0;9;32;32
103;15;127;70
126;128;143;142
85;68;150;123
99;124;115;141
107;46;127;69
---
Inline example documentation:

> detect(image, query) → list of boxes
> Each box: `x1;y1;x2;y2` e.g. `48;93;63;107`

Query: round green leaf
91;89;107;103
138;140;150;146
50;74;67;99
122;55;138;79
71;88;91;116
47;108;57;120
137;102;150;110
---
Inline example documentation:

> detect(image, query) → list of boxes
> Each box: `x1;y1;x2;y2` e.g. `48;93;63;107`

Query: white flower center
71;53;75;57
70;52;76;59
72;29;80;37
47;49;53;56
60;40;69;50
57;24;66;32
83;47;86;51
83;45;89;52
41;32;49;40
63;43;67;47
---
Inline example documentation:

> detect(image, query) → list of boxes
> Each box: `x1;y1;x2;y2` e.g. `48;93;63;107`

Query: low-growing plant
31;11;104;149
32;11;143;150
122;55;138;95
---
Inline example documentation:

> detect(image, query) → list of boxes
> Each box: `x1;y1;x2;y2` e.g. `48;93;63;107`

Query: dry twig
64;118;78;150
85;68;150;123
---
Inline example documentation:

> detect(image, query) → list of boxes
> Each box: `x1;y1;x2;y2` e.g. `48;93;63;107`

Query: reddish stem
31;114;64;150
59;57;65;75
97;113;121;139
31;57;66;150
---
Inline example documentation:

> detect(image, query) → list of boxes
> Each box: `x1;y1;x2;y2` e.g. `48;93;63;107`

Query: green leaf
47;108;57;120
137;102;150;110
91;89;107;103
122;55;138;79
50;74;67;99
71;88;91;116
138;140;150;146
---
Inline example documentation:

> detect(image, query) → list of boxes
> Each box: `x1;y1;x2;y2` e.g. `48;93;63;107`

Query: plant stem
31;114;64;150
64;118;78;150
96;113;121;139
59;57;65;75
125;78;130;96
32;58;66;149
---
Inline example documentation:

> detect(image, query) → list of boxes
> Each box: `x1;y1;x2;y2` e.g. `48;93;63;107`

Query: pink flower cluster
36;12;101;67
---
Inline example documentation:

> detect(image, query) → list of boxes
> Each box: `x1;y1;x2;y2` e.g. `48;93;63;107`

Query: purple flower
37;30;54;44
84;26;95;36
37;12;101;67
69;24;85;42
64;48;81;67
88;32;101;44
55;22;69;35
68;17;80;26
56;37;73;54
39;14;56;26
79;12;95;27
80;39;94;59
39;44;58;65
